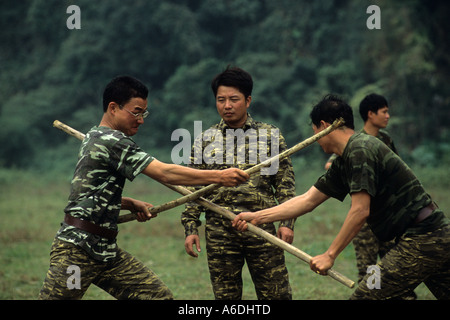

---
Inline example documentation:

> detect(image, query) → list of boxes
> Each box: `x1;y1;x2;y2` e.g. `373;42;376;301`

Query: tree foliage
0;0;449;170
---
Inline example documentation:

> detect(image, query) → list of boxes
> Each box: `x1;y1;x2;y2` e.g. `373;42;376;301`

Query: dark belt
414;203;437;225
64;214;118;240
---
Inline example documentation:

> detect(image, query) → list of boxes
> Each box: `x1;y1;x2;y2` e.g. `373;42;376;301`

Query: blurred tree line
0;0;449;172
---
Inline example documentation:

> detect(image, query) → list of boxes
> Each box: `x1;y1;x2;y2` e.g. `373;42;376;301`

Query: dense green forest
1;0;449;172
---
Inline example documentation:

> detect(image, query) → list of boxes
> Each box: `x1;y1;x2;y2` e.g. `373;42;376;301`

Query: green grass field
0;163;448;300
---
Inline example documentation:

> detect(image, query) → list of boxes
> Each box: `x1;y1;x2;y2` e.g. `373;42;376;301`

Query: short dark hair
359;93;388;122
310;94;354;129
102;76;148;112
211;66;253;98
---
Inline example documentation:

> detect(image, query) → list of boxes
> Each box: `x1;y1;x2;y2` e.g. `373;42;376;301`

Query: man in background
326;93;416;298
181;66;296;299
352;94;398;280
233;94;450;300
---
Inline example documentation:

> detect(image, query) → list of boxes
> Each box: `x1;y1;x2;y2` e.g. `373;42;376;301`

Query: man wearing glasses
38;76;248;300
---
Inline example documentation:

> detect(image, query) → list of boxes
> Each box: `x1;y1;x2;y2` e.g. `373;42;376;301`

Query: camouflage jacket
181;114;296;237
56;126;154;262
315;132;448;241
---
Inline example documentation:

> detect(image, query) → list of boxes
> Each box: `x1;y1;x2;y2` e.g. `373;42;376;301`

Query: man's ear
245;95;252;109
320;120;331;129
108;102;119;115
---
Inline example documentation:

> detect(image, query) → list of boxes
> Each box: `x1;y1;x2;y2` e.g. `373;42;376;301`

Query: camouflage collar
217;113;257;132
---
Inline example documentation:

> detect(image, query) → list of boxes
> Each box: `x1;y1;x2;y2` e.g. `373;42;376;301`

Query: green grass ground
0;164;448;300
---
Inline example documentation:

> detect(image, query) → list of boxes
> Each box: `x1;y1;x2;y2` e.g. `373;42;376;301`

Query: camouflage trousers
38;238;173;300
205;217;292;300
352;222;396;283
350;224;450;300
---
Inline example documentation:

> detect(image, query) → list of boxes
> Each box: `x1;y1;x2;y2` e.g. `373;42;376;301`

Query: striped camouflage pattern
181;114;296;236
352;223;395;283
315;132;449;241
39;239;173;300
352;223;418;299
181;114;295;299
56;126;154;262
350;224;450;299
205;217;292;299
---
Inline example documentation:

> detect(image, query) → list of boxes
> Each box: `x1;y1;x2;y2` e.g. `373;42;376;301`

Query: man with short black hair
234;94;450;299
39;75;248;300
352;94;402;285
182;66;296;300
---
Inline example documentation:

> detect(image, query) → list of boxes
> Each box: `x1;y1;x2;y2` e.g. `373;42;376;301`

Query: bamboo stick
116;117;344;222
54;119;344;221
53;120;85;141
53;119;355;289
161;182;354;288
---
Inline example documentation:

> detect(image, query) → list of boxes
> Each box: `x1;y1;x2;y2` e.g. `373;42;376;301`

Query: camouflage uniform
351;129;398;283
181;114;296;300
327;130;400;284
315;133;450;299
39;238;173;299
39;126;173;300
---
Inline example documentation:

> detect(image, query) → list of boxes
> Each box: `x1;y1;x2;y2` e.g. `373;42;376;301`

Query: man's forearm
257;196;309;224
326;192;370;259
257;186;327;224
326;211;367;260
121;197;135;211
143;160;248;187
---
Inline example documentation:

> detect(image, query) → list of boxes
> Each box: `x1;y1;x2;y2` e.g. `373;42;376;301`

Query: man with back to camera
351;93;415;299
233;94;450;299
326;94;412;294
181;66;296;299
38;75;248;300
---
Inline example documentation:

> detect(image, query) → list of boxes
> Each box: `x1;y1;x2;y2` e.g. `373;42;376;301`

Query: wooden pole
160;182;354;288
53;120;85;141
53;120;355;289
116;117;344;221
54;119;344;221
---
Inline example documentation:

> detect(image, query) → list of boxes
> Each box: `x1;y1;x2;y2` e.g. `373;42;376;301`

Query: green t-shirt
314;132;447;241
56;126;154;262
